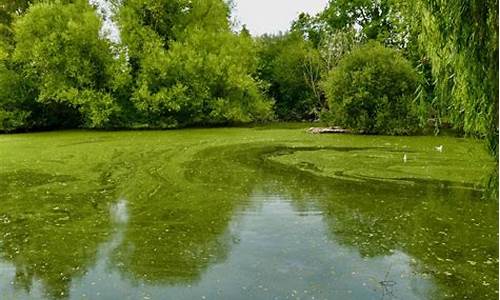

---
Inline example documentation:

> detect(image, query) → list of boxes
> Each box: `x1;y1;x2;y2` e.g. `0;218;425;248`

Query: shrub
322;42;420;135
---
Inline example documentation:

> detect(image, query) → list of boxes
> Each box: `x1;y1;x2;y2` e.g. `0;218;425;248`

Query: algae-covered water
0;127;497;299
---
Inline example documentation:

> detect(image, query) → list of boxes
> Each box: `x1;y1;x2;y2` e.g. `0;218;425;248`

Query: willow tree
411;0;499;157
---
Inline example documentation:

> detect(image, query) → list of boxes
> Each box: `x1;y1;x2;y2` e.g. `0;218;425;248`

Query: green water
0;127;497;299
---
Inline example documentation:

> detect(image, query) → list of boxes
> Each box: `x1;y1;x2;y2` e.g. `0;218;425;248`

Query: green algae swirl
0;127;497;299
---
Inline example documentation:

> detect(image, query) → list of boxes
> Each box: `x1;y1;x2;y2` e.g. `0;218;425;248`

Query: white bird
403;153;407;163
435;145;444;152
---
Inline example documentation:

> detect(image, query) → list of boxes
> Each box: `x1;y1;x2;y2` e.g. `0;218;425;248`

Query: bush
0;109;29;132
322;42;420;135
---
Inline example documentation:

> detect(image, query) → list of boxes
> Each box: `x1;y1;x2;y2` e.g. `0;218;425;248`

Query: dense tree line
0;0;273;130
0;0;498;150
263;0;498;148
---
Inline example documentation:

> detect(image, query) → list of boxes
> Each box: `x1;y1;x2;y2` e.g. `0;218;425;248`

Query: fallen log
307;127;352;134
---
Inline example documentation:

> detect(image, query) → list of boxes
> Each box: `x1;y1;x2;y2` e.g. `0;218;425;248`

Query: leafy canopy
13;0;126;128
322;42;420;135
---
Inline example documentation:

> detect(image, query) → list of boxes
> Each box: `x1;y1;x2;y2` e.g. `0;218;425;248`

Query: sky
232;0;329;36
90;0;121;43
89;0;329;41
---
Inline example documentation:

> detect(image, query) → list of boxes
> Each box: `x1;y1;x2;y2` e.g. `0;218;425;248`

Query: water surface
0;128;497;299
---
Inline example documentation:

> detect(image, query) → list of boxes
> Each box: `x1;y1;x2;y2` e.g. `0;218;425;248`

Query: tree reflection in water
0;134;496;299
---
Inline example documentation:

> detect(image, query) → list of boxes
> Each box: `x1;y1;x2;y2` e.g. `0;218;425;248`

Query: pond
0;127;497;299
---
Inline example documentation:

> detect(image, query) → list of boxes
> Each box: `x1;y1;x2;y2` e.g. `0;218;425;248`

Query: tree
0;53;34;131
322;42;420;134
0;0;33;49
13;1;128;128
320;0;407;47
291;12;325;48
0;0;37;131
118;0;272;127
257;33;323;120
408;0;499;158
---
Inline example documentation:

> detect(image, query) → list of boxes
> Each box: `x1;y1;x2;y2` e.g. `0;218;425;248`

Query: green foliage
0;59;28;131
0;0;33;51
322;42;420;134
13;1;124;128
0;0;272;131
294;0;408;48
119;0;272;127
291;12;325;48
0;108;29;131
408;0;499;159
0;0;497;151
117;0;190;57
257;33;323;120
0;0;37;131
134;30;272;125
317;27;361;71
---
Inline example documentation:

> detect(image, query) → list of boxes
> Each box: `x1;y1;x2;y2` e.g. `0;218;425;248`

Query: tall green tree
118;0;272;127
257;33;323;120
0;0;36;131
12;0;129;128
293;0;408;48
